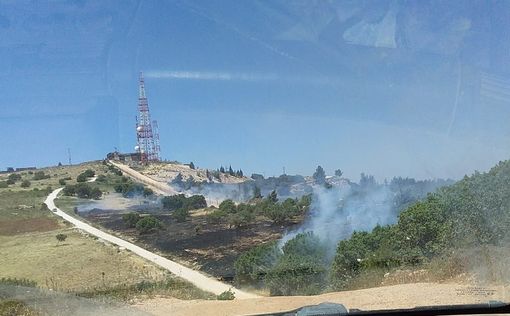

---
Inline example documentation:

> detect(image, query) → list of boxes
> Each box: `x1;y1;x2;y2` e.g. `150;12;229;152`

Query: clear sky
1;0;510;180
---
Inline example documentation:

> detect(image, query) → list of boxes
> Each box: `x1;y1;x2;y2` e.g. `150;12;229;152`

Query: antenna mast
135;71;161;163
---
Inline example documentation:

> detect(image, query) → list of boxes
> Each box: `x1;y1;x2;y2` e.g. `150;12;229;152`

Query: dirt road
109;161;178;196
137;282;509;316
44;188;258;299
109;161;220;206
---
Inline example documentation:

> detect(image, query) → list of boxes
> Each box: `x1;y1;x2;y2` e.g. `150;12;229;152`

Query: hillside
331;159;510;290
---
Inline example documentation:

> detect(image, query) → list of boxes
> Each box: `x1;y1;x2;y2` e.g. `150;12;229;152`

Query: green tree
313;165;326;184
189;161;195;169
335;169;343;177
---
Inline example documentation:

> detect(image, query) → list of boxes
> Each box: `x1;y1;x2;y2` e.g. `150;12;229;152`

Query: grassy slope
0;162;213;301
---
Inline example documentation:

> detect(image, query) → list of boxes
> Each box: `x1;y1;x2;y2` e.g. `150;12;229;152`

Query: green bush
206;209;226;224
8;173;21;182
6;179;15;185
219;199;236;213
235;241;280;285
266;232;328;296
0;181;8;188
63;184;76;196
135;216;163;234
162;194;186;211
63;183;102;199
59;179;67;185
83;169;95;178
173;208;189;222
76;173;87;182
20;180;31;188
96;174;107;182
123;212;141;228
228;207;255;228
33;171;50;180
217;289;235;300
162;194;207;211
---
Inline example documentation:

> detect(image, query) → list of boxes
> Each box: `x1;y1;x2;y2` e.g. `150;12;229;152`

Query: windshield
1;1;510;315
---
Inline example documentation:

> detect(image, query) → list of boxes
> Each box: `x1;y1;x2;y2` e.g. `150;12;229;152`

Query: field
0;163;212;303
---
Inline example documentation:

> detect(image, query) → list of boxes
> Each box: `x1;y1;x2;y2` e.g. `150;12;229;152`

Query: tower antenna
135;71;161;163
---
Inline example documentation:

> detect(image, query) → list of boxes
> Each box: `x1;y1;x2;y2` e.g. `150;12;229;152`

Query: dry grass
0;229;167;292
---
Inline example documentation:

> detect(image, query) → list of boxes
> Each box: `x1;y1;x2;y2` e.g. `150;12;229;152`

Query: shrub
265;254;327;296
96;174;107;182
217;289;235;300
63;185;76;196
135;216;163;234
206;209;226;224
173;208;189;222
83;169;95;177
20;180;31;188
33;171;50;180
185;195;207;209
228;207;255;229
123;212;141;228
76;173;88;182
266;232;328;296
0;181;8;188
8;173;21;182
6;179;15;185
219;199;236;213
162;194;186;211
235;241;280;285
162;194;207;211
59;179;67;185
56;233;67;243
64;183;102;199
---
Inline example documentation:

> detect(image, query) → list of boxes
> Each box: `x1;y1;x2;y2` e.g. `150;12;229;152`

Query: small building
106;151;141;162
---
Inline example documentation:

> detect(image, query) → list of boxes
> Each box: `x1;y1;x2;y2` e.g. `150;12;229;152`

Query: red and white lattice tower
135;71;161;163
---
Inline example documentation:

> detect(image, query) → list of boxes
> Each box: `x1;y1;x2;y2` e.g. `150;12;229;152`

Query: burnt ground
84;209;303;281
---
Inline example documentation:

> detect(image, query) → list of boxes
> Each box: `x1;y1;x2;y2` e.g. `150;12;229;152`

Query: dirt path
109;161;220;206
44;188;259;299
136;282;509;316
109;161;178;196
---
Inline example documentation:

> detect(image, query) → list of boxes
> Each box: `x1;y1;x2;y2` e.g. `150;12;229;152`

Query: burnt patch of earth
84;210;303;281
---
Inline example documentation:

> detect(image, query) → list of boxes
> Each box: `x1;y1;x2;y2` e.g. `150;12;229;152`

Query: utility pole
67;148;72;166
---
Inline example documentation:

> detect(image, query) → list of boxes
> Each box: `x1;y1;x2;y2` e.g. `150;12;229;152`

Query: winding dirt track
44;188;258;299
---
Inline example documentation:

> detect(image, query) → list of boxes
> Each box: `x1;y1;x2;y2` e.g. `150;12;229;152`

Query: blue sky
1;0;510;180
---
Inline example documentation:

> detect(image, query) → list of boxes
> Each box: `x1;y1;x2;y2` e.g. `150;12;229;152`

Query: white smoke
280;184;397;257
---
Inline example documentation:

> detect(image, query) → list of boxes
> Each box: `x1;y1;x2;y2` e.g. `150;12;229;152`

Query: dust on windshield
1;1;510;315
